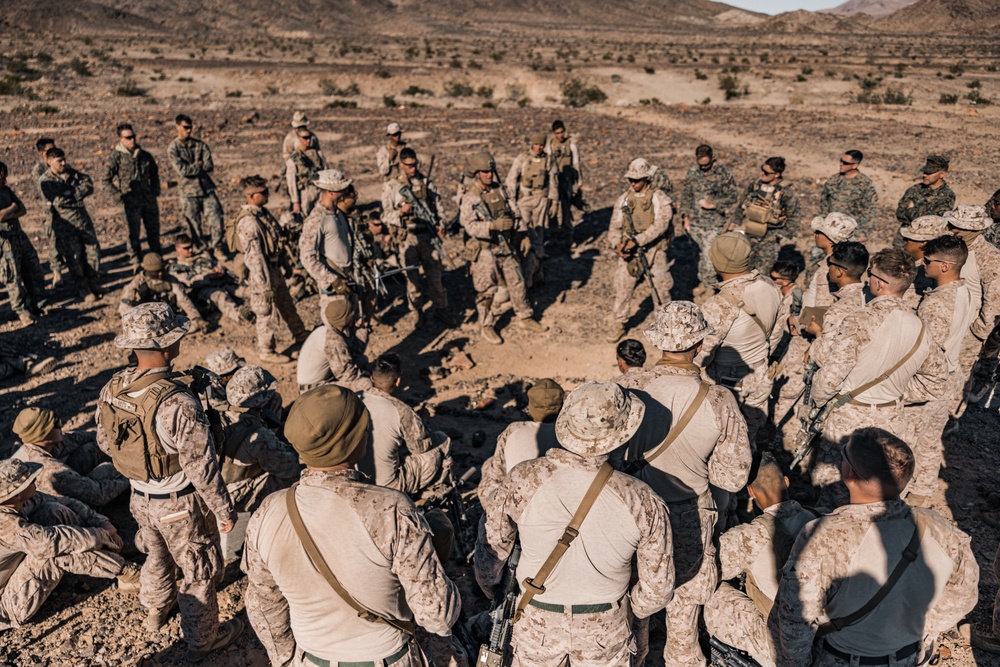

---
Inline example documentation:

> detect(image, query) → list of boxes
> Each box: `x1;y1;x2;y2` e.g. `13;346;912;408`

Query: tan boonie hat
901;215;948;241
386;122;402;135
115;302;191;350
314;169;352;192
227;365;277;409
142;253;164;273
644;301;715;352
530;132;547;146
810;212;857;244
624;158;655;181
285;385;371;468
291;111;310;128
0;459;42;504
526;378;565;422
470;151;495;174
13;407;59;443
708;232;752;274
205;348;245;376
944;204;992;231
555;381;645;457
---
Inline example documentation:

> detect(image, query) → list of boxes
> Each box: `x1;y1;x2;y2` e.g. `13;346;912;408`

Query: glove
490;217;514;233
519;235;532;256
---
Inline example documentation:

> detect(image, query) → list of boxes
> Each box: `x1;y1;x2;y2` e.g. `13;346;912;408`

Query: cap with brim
314;169;352;192
527;378;565;422
13;408;59;444
285;385;371;468
291;111;310;128
115;302;191;350
901;215;948;241
644;301;715;352
555;381;645;457
387;122;402;135
624;158;655;181
204;349;245;376
0;459;42;504
944;205;992;231
921;154;949;174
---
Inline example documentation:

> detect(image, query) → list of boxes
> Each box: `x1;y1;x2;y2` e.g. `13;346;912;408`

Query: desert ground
2;20;1000;666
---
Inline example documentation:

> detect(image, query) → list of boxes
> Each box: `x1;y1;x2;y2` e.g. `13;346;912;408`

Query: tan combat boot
259;351;293;364
481;325;502;345
145;600;178;632
117;561;141;594
186;617;245;663
518;318;548;333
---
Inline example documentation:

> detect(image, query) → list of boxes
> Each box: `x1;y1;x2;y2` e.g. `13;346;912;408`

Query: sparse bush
939;93;959;104
374;64;392;79
967;90;992;105
475;85;493;99
490;51;505;62
69;57;92;77
263;85;280;96
449;60;463;69
405;46;419;59
610;74;623;84
694;69;708;81
517;97;531;108
967;79;982;89
801;66;814;75
114;76;145;97
858;74;883;92
468;60;482;70
644;66;655;74
639;98;663;106
178;77;193;83
560;79;606;107
402;85;433;96
893;63;907;78
699;97;711;105
320;79;360;96
481;101;495;108
0;75;30;96
325;100;358;109
949;63;965;77
796;74;807;82
383;95;398;108
881;86;911;104
444;80;474;97
718;74;749;100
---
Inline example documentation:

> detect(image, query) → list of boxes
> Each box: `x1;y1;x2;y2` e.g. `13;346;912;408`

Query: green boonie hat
526;378;565;422
470;151;495;174
142;253;164;272
0;459;42;504
555;381;644;457
115;302;191;350
921;154;949;174
285;385;371;468
709;232;752;274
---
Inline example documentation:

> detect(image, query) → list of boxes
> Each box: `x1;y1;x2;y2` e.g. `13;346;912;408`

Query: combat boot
606;323;626;343
259;351;293;364
481;325;502;345
186;617;244;663
116;562;141;595
24;356;57;376
145;599;178;632
970;624;1000;655
18;312;37;326
518;317;548;333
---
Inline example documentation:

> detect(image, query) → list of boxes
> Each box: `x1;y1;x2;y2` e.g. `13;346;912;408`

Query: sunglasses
401;162;418;169
121;135;136;140
840;160;858;166
761;168;776;176
177;245;193;251
827;260;848;270
841;443;868;481
922;257;949;266
179;125;193;130
866;268;889;284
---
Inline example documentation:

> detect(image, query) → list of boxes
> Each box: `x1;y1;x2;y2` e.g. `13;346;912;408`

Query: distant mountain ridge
822;0;918;17
877;0;1000;33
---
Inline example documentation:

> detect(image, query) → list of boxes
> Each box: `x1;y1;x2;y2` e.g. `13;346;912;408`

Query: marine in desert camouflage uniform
234;175;308;364
770;428;979;667
167;114;225;254
624;302;752;667
168;234;251;326
119;253;207;331
11;407;128;509
679;144;739;291
243;384;461;667
0;161;47;324
476;381;674;667
545;119;583;232
818;150;878;242
606;158;675;343
101;122;162;268
376;122;407;182
894;154;955;248
506;133;558;289
734;157;801;273
286;125;327;218
94;303;243;660
281;111;318;161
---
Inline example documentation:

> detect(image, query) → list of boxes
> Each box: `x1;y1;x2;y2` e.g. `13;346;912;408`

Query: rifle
620;202;662;307
420;466;478;563
477;543;522;667
474;189;527;286
708;637;760;667
349;216;417;299
188;365;228;445
398;183;453;269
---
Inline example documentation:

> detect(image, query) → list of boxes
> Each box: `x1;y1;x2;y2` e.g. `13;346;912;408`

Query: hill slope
821;0;918;17
878;0;1000;33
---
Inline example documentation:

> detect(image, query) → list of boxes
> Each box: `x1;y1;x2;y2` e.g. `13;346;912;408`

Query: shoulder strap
284;484;415;635
513;463;615;622
718;287;769;336
625;383;710;474
834;324;925;406
816;511;925;638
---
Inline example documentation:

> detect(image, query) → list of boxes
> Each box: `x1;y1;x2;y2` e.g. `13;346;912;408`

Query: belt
664;496;699;506
304;642;410;667
847;399;899;408
132;486;195;500
822;639;920;665
528;599;615;614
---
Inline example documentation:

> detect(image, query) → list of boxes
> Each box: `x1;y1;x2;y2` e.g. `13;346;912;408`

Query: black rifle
188;365;227;444
447;467;477;562
477;543;522;667
474;194;526;286
709;637;760;667
349;216;416;299
620;202;662;306
398;183;454;269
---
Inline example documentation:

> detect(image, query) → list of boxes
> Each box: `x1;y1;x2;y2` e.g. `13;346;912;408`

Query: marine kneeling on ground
296;298;372;393
119;252;210;332
168;233;253;327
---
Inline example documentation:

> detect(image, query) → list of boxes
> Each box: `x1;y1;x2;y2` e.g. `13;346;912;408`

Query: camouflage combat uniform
0;185;47;317
623;361;752;667
118;271;202;321
735;180;801;273
286;146;326;218
33;159;63;276
958;233;1000;382
679;163;739;286
894;183;955;248
11;434;128;508
382;170;448;311
608;186;674;326
300;201;354;328
476;448;674;667
95;366;236;652
358;387;449;495
703;500;816;667
101;142;162;263
39;167;102;294
697;271;783;442
322;325;371;392
167;136;224;251
770;501;979;667
376;141;406;182
236;204;307;355
168;252;245;324
506;151;557;287
243;468;460;667
818;173;878;241
478;421;560;519
217;410;299;514
545;134;582;231
809;297;947;507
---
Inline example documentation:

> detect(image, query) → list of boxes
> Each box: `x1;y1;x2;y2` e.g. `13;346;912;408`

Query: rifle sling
815;511;925;638
512;463;614;623
831;324;925;409
625;383;710;475
717;289;769;337
284;484;415;635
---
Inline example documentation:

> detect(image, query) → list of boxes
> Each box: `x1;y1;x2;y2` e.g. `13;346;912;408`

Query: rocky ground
2;31;1000;666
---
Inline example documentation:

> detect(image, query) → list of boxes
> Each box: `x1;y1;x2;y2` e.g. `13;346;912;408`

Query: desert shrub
718;74;749;100
560;79;606;107
939;93;959;104
967;79;982;89
801;66;814;75
468;60;482;70
69;57;92;77
402;85;433;96
475;85;493;99
320;79;359;96
796;74;807;82
114;76;145;97
225;90;242;98
694;69;708;80
444;80;474;97
375;64;392;79
383;95;398;108
967;90;992;105
325;100;357;108
644;66;655;74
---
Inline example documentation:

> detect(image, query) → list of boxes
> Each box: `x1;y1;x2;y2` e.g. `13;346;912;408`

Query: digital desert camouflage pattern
322;326;372;392
204;348;244;376
810;212;857;245
967;234;1000;341
476;448;673;667
643;301;714;353
769;501;978;666
478;420;560;518
11;436;128;508
167;251;245;324
286;146;326;211
218;410;299;512
358;386;448;494
680;163;739;286
735;180;801;273
118;271;202;321
818;173;877;240
376;140;406;181
242;468;459;665
226;365;276;408
0;186;46;317
299;202;353;327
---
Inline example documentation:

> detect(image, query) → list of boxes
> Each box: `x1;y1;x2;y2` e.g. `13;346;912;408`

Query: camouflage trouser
904;373;962;499
611;245;673;325
0;229;47;315
0;354;25;382
58;440;128;506
812;402;910;509
53;218;101;290
470;248;532;327
772;336;812;449
747;232;788;275
196;285;243;323
0;549;124;629
703;582;776;667
512;598;635;667
250;265;307;355
710;363;773;445
228;473;293;515
519;194;548;289
41;213;65;274
180;194;225;251
554;171;578;231
686;224;723;288
402;233;448;311
121;191;162;263
130;490;224;651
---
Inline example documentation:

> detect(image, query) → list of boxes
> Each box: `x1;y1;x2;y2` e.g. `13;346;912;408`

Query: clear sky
721;0;838;13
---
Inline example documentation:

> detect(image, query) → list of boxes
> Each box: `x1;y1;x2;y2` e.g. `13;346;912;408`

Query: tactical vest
384;142;403;180
292;149;323;192
743;182;786;237
521;154;549;192
550;138;573;172
218;412;265;485
98;371;188;482
397;172;428;226
226;207;281;266
625;189;656;234
131;275;177;309
479;184;513;226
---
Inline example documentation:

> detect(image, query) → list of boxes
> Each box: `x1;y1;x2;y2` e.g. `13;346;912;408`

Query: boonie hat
0;459;42;504
291;111;310;128
314;169;352;192
944;205;992;231
227;365;278;409
900;216;948;241
205;349;245;376
810;212;857;244
115;302;191;350
644;301;715;352
12;407;59;444
555;381;645;457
